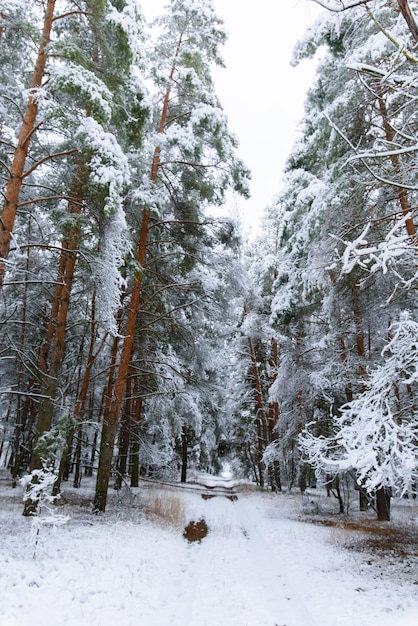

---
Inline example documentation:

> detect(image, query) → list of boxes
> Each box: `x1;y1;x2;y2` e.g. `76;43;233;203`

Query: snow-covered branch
337;216;413;277
324;114;418;192
311;0;372;10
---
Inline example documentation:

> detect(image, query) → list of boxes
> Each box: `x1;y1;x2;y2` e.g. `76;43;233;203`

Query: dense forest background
0;0;417;521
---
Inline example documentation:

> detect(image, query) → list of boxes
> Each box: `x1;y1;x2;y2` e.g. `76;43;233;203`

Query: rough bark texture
247;334;267;488
376;89;416;238
93;208;150;512
0;0;56;286
376;486;391;521
268;338;281;491
181;426;189;483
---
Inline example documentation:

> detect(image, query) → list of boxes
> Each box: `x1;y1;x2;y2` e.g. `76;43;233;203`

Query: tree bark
376;89;416;238
0;0;56;286
268;338;281;491
130;378;145;488
246;332;267;488
376;486;391;521
181;426;189;483
114;371;134;490
397;0;418;42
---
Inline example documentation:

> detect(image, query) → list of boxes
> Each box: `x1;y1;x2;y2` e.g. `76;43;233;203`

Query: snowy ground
1;469;417;626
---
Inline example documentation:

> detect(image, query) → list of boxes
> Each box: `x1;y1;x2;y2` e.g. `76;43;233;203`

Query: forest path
176;486;319;626
154;474;416;626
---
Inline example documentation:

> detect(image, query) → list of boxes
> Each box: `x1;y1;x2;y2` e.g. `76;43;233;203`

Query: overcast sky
140;0;323;236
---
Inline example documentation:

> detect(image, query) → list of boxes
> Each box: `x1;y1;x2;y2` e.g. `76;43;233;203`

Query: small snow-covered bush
21;465;69;555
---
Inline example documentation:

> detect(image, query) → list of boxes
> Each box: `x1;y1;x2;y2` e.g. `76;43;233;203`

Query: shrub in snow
21;464;69;555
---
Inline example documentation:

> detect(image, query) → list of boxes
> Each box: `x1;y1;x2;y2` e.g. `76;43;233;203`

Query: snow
106;0;146;66
1;470;417;626
49;64;113;123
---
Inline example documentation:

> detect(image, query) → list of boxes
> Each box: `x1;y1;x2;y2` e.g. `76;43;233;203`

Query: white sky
140;0;323;236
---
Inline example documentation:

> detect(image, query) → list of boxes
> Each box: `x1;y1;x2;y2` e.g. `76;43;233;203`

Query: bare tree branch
311;0;373;11
22;149;78;179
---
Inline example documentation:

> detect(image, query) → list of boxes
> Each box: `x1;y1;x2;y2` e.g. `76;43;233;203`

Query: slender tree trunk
73;422;83;488
351;284;367;381
268;338;281;491
339;333;354;402
130;378;145;488
247;333;267;488
294;330;306;492
114;371;134;490
376;486;391;521
92;315;125;511
376;89;416;238
0;0;56;286
243;301;269;487
11;243;32;481
11;386;36;482
397;0;418;42
181;426;189;483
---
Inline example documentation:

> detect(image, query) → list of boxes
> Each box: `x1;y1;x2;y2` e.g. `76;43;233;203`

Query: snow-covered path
1;476;417;626
178;494;317;626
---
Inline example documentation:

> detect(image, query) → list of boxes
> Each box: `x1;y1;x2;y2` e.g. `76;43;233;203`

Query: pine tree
93;0;249;512
291;1;418;511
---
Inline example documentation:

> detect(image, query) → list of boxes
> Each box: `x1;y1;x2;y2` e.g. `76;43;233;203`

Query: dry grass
311;514;418;561
144;492;186;529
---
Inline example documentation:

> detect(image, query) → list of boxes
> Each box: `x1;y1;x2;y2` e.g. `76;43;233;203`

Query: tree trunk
352;284;367;380
359;485;368;511
114;372;134;490
23;167;84;515
93;322;124;512
338;333;354;402
268;337;281;491
73;422;83;488
130;379;145;488
376;487;391;521
244;302;268;488
376;89;416;238
181;426;188;483
397;0;418;42
0;0;56;286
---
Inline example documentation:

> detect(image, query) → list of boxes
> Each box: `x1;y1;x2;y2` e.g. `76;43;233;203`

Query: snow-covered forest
1;2;418;620
0;0;418;626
